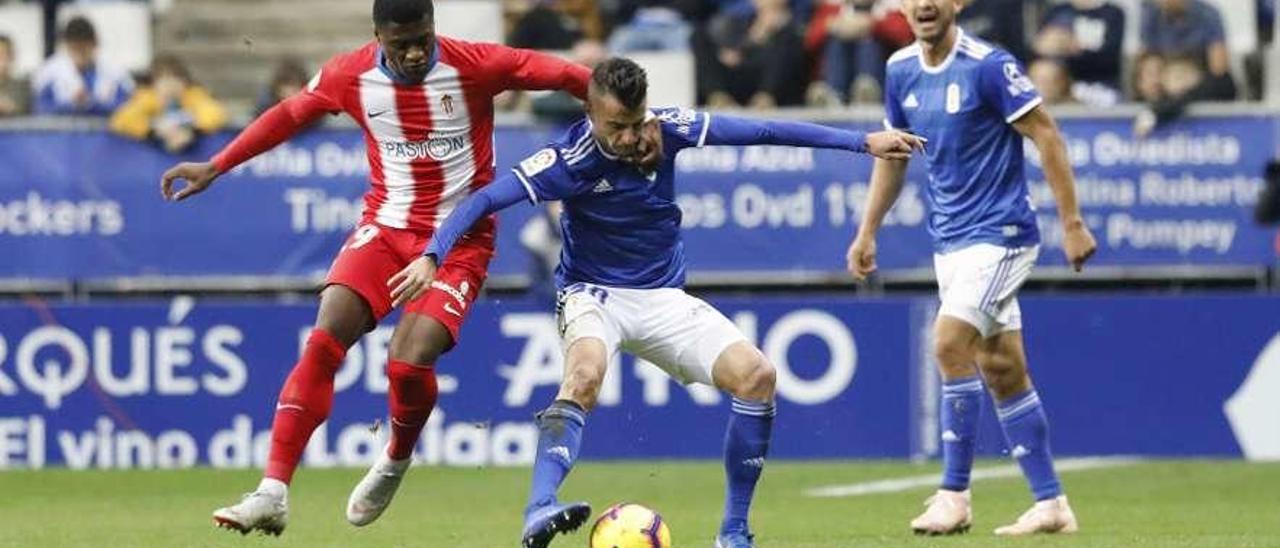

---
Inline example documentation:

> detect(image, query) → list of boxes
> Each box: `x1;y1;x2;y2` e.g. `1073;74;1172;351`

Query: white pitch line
804;456;1142;498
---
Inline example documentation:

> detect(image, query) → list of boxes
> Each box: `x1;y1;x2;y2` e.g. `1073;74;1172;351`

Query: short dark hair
62;16;97;44
591;58;647;111
0;34;12;52
373;0;434;27
150;54;192;84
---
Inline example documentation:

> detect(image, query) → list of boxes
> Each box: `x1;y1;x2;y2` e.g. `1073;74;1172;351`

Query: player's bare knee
559;359;606;411
985;370;1031;401
736;354;776;402
315;287;374;347
934;336;975;374
389;315;452;364
727;348;773;399
978;357;1028;400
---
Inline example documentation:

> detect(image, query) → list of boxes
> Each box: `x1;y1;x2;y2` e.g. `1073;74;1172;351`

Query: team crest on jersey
1004;63;1035;96
520;148;557;176
946;83;961;114
442;94;455;117
657;107;698;135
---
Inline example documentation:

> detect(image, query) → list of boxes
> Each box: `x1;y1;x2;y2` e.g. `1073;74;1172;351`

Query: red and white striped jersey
214;37;589;237
308;39;589;234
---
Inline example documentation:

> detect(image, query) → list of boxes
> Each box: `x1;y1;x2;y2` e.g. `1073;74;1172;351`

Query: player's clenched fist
865;130;926;161
389;255;438;308
1061;218;1097;272
160;161;221;201
634;118;665;172
846;236;877;281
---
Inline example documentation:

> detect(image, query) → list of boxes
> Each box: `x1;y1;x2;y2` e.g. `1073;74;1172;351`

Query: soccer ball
589;502;672;548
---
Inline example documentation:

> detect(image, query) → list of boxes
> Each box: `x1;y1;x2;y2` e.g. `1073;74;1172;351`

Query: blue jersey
883;29;1041;252
513;107;711;289
424;107;869;290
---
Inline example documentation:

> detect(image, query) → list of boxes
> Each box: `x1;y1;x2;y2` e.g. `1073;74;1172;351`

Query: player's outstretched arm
488;44;592;100
158;93;330;202
1012;106;1097;271
847;157;909;281
389;172;531;307
703;114;924;159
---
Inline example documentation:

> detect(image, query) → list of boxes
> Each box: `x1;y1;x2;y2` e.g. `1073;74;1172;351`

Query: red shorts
325;222;494;343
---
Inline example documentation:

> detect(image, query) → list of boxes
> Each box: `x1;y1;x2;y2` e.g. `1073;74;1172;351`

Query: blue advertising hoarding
1;294;1277;469
0;113;1275;282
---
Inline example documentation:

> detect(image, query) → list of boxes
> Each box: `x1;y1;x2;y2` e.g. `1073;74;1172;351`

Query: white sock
257;477;288;498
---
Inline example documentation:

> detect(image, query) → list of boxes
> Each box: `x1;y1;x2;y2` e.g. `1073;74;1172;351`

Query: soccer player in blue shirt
387;58;923;548
846;0;1098;537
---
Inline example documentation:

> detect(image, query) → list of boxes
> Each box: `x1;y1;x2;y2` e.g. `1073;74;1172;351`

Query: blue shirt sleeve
883;69;909;130
512;146;603;202
423;172;530;260
700;113;868;151
977;51;1043;124
654;107;712;151
1202;4;1226;43
35;81;61;114
1140;2;1157;50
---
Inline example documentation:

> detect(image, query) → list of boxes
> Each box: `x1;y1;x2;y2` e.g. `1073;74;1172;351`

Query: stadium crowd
500;0;1274;109
0;0;1275;140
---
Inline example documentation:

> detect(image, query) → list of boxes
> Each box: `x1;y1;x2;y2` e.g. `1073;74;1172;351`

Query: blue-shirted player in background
387;58;923;548
847;0;1098;537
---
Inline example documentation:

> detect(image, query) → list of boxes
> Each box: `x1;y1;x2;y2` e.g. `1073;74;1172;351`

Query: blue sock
996;389;1062;501
720;398;775;536
525;400;586;518
940;375;983;492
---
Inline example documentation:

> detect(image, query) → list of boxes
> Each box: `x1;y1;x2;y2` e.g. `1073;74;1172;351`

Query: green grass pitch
2;460;1278;547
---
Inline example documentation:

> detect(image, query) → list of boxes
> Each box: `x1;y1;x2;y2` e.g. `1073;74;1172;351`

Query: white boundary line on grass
804;456;1143;498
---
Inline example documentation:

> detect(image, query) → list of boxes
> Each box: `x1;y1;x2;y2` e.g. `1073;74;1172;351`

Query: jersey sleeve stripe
697;112;712;147
883;118;902;131
513;169;540;205
562;133;594;164
1005;96;1044;124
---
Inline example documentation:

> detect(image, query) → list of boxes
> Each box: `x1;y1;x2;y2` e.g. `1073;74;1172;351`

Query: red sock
386;359;439;460
264;328;346;484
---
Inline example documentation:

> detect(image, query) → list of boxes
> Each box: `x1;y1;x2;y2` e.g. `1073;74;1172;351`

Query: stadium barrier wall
1;112;1276;286
1;294;1277;470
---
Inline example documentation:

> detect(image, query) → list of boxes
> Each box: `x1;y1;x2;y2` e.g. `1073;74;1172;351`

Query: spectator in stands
109;54;227;154
1028;58;1075;104
1132;52;1166;102
607;0;693;52
1033;0;1125;107
32;16;131;116
957;0;1043;62
256;57;309;116
1140;0;1235;98
808;0;913;105
0;34;30;117
703;0;809;108
1133;54;1230;137
1259;0;1276;44
509;0;604;51
1256;160;1280;225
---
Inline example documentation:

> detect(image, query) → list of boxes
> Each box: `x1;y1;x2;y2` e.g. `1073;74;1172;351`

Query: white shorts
934;243;1040;338
555;283;747;385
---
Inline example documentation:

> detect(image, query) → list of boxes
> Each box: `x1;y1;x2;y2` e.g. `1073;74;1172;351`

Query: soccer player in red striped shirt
160;0;591;535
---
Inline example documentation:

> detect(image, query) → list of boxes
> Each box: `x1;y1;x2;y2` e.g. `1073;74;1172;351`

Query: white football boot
910;489;972;535
994;495;1079;536
346;448;412;526
212;490;288;536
